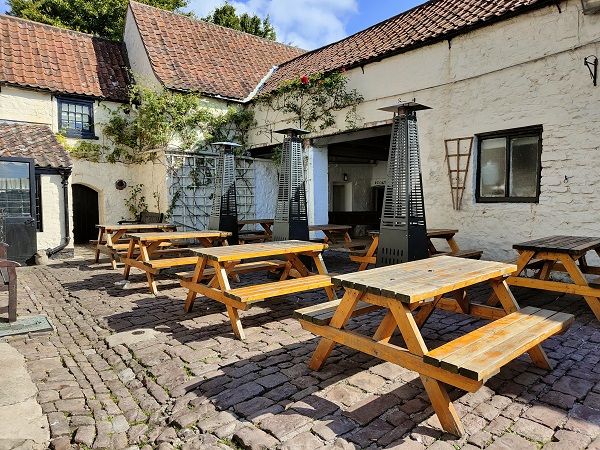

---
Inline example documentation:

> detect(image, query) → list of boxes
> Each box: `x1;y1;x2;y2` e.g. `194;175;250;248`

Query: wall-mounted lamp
343;173;348;181
584;55;598;86
582;0;600;14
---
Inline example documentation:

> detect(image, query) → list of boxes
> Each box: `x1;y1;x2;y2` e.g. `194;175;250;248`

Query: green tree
7;0;187;40
204;2;276;41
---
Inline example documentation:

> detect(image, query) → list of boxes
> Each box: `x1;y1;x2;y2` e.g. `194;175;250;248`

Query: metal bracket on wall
444;137;473;210
584;55;598;86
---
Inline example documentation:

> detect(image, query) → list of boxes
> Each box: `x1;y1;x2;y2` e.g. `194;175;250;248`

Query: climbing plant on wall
66;82;256;164
254;69;363;133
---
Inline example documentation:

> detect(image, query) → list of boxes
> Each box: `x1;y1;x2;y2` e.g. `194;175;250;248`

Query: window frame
475;125;543;203
57;97;97;139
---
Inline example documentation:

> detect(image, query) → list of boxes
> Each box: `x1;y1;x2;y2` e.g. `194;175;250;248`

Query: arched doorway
72;184;99;244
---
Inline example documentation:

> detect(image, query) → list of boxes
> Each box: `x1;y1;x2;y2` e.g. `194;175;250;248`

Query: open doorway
332;182;352;211
72;184;99;244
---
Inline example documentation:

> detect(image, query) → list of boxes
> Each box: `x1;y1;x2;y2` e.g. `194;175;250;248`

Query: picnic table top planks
513;235;600;255
124;230;231;241
190;240;328;261
332;256;516;303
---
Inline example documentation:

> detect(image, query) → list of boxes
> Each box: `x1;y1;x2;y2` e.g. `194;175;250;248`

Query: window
58;98;96;139
476;126;542;202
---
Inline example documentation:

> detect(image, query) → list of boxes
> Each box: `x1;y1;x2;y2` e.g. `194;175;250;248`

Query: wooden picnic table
349;228;482;270
94;223;177;269
179;240;337;339
491;235;600;321
309;224;353;245
237;218;274;244
120;230;231;295
295;256;573;436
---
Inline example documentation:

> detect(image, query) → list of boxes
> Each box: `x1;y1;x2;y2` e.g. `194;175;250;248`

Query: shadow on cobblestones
3;248;600;449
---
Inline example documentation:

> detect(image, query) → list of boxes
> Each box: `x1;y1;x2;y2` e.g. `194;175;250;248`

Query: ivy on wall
66;82;256;164
254;69;364;133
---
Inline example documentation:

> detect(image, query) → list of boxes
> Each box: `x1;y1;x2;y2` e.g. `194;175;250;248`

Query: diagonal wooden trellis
444;137;473;210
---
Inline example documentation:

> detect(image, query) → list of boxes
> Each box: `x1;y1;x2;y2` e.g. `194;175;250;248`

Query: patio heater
208;142;241;245
272;128;310;242
376;101;430;267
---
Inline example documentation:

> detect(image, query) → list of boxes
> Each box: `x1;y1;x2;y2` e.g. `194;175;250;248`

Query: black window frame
475;125;543;203
57;97;97;139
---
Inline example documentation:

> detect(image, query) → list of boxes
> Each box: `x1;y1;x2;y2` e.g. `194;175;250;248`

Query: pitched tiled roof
129;1;305;101
262;0;553;92
0;123;72;169
0;15;130;101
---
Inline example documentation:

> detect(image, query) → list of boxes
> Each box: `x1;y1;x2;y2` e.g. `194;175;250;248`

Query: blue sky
0;0;424;49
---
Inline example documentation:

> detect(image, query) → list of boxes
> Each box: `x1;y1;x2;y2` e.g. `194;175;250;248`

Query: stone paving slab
1;247;600;449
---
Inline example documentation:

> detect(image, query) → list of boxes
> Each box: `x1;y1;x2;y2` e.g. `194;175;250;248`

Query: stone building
0;0;598;262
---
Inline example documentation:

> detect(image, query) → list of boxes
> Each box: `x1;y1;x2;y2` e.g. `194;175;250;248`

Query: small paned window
58;98;96;139
476;126;542;203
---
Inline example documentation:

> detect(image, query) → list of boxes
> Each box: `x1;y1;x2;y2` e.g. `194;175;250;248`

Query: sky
0;0;424;50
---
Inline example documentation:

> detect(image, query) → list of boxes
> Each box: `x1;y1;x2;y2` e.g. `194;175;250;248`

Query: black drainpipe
46;168;72;257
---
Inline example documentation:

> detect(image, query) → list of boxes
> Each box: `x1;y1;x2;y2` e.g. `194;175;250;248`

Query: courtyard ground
2;246;600;449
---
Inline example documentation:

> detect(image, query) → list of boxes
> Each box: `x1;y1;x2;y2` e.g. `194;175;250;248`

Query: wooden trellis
444;137;473;210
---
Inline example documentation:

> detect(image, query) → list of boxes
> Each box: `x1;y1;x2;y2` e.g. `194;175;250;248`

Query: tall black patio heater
209;141;241;245
376;102;430;267
272;128;310;242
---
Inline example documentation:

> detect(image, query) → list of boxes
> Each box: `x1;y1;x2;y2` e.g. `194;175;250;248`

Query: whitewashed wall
250;1;600;261
253;158;278;222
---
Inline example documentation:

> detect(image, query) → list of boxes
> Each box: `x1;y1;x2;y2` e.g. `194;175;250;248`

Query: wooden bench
423;306;573;381
238;234;270;244
294;299;382;325
223;274;333;304
176;260;289;281
142;256;199;272
431;249;483;259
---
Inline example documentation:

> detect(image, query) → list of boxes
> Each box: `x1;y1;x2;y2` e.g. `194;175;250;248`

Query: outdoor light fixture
343;173;348;181
584;55;598;86
272;128;310;242
209;141;241;245
376;101;431;266
582;0;600;14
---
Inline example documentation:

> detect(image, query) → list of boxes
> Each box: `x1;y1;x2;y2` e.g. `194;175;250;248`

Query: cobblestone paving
4;247;600;449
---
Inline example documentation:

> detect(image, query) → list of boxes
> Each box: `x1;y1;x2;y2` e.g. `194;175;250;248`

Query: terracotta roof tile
129;1;305;101
0;122;72;169
262;0;552;92
0;14;130;101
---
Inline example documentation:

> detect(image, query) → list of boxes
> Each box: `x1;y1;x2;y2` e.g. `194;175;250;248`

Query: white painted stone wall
123;7;163;89
253;158;278;222
249;1;600;261
37;174;67;251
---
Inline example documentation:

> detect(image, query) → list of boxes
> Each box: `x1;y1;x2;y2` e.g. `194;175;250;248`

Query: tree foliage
255;69;363;132
67;82;256;163
7;0;187;40
204;2;276;41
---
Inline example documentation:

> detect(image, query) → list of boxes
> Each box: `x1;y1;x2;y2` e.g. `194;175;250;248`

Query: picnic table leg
212;261;246;339
184;258;207;312
94;228;103;263
489;278;552;370
122;239;136;280
388;301;464;436
359;236;378;271
414;295;443;328
487;250;535;306
558;254;600;321
308;289;362;370
312;253;337;300
109;230;127;269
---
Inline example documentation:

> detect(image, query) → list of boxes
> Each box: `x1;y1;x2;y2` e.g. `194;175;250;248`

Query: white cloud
185;0;358;50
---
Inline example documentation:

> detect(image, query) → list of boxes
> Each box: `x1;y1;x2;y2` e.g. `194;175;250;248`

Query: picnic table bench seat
423;306;573;381
238;233;270;244
142;256;199;271
294;299;382;325
224;274;334;303
176;260;289;281
350;248;483;260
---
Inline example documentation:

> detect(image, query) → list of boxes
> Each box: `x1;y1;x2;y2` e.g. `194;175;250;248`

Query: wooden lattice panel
444;137;473;210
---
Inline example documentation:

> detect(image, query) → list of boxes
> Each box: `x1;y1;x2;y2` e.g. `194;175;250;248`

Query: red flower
300;76;309;84
341;67;346;72
318;79;323;83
